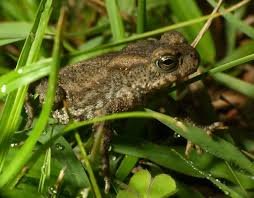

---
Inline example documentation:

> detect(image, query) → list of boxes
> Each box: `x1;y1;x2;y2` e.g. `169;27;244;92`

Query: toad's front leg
90;122;112;193
90;94;139;193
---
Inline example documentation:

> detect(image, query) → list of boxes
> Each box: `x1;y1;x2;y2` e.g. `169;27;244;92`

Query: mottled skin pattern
36;31;199;124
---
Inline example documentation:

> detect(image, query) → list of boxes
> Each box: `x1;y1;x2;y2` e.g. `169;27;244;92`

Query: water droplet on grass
48;186;57;196
1;85;7;93
173;132;181;138
10;143;19;147
55;143;65;151
17;69;23;74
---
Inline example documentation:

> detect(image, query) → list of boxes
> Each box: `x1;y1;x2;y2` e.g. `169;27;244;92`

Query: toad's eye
155;55;178;72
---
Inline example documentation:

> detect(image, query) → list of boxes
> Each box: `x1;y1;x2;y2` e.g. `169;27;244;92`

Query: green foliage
0;0;53;179
168;0;215;63
0;0;254;197
0;22;32;46
117;170;176;198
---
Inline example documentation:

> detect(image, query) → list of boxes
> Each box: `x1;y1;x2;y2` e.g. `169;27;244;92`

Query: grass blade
115;155;139;181
146;110;254;176
0;22;32;45
212;73;254;99
0;0;36;21
75;133;101;198
137;0;146;33
0;59;51;98
211;41;254;99
105;0;125;41
171;150;242;198
0;22;32;39
0;0;53;172
0;0;59;187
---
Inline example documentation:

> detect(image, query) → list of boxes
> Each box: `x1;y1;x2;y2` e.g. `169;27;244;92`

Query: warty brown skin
35;31;199;123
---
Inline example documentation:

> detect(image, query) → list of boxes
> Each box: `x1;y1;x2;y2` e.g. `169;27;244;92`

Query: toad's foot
184;121;226;156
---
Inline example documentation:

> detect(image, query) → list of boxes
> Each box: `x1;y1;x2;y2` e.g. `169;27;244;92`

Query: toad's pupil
161;57;175;65
156;55;178;72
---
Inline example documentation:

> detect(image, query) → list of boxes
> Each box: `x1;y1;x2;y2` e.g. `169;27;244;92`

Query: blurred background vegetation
0;0;254;197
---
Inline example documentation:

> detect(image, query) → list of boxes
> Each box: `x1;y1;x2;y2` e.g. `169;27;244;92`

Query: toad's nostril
190;52;196;58
190;51;200;66
179;57;183;65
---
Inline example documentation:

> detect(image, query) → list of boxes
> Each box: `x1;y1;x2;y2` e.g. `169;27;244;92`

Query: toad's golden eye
155;55;178;72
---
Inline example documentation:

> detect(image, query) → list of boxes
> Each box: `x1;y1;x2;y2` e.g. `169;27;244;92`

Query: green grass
0;0;254;197
0;0;53;175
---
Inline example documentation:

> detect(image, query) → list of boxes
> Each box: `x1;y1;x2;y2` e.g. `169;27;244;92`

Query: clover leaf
117;170;177;198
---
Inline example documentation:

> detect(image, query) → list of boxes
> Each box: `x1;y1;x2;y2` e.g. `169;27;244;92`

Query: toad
34;31;199;192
